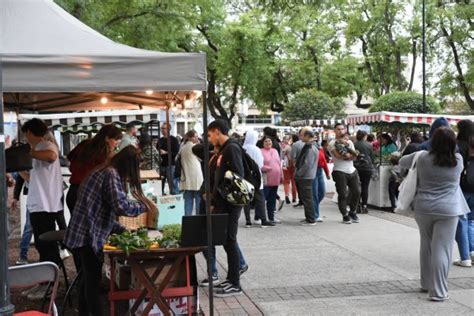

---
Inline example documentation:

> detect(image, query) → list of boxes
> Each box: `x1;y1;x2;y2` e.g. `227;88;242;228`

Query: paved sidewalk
197;197;474;315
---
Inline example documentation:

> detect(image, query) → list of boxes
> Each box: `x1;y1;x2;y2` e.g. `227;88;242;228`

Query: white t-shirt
329;139;356;174
27;141;63;213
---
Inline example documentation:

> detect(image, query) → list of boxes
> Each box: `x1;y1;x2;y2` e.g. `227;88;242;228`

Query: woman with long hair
261;135;283;223
400;127;470;301
281;135;298;204
180;130;203;215
64;146;157;316
66;124;122;213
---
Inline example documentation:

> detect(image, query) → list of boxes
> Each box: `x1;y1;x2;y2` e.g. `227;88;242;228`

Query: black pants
357;169;372;207
66;183;83;272
222;206;242;287
78;246;103;316
388;180;400;209
332;170;361;215
295;179;316;223
244;189;268;223
66;183;80;215
29;212;61;265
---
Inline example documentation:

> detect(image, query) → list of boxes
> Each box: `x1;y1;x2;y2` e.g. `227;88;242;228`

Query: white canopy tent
1;0;206;94
0;1;212;314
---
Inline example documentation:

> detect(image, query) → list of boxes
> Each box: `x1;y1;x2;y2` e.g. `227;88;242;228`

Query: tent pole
166;104;173;195
0;58;15;316
202;91;214;316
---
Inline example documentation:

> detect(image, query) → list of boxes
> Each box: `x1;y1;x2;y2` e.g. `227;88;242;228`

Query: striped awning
346;111;474;126
19;110;163;134
290;119;347;127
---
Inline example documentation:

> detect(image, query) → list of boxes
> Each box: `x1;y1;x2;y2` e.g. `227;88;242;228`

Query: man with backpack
207;119;247;297
294;130;319;226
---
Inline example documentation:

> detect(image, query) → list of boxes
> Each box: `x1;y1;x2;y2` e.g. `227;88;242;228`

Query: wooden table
105;246;205;316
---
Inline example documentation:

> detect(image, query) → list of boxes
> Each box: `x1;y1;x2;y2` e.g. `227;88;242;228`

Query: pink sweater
261;147;282;187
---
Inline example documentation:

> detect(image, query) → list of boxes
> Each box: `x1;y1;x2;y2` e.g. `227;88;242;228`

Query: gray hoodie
243;131;264;189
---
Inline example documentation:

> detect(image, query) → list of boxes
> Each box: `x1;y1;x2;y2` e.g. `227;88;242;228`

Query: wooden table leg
130;259;166;315
129;258;173;316
142;255;186;316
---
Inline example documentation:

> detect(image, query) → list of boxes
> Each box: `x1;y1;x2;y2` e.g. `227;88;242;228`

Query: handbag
5;143;32;173
395;151;424;214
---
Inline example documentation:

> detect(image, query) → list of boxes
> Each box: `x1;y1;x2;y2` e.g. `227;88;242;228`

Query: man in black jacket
157;123;180;194
208;119;244;297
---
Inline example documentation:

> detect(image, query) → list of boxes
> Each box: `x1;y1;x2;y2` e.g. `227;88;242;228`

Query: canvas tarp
0;0;207;93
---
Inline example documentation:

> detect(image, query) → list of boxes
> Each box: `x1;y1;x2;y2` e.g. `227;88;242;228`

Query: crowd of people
5;115;473;309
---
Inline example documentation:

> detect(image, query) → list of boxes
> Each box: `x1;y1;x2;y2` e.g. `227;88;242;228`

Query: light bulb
145;90;153;95
100;97;108;104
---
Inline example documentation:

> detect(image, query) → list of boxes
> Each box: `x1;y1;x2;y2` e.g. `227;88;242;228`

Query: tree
281;89;346;123
369;91;441;113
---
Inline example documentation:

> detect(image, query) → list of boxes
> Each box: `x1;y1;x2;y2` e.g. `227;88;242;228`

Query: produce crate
129;295;198;316
130;259;187;290
155;194;185;229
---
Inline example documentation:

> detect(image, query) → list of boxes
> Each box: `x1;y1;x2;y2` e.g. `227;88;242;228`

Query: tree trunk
383;0;404;90
407;38;417;91
440;25;474;110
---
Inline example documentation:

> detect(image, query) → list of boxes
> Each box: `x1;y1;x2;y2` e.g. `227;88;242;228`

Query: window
238;115;272;124
177;122;186;137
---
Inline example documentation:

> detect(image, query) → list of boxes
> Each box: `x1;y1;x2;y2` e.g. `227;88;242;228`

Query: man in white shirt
118;123;138;150
329;123;361;224
21;119;63;267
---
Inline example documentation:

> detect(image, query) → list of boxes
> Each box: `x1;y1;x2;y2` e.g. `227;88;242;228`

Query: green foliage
282;89;345;123
370;92;441;114
55;0;473;118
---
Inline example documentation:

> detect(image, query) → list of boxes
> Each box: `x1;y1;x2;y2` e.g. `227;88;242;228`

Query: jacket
211;138;244;209
261;147;282;187
180;141;204;191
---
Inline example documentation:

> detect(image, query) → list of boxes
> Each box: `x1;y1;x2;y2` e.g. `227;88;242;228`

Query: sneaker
60;249;71;260
200;274;220;287
300;220;317;226
239;264;249;275
342;215;352;224
361;205;369;214
271;218;282;224
16;258;29;265
214;284;243;297
292;199;297;203
261;221;276;228
27;284;50;300
285;197;291;204
315;217;324;223
245;221;252;228
349;212;360;223
470;251;474;262
293;203;303;208
278;199;285;211
214;280;232;289
429;296;449;302
453;259;472;267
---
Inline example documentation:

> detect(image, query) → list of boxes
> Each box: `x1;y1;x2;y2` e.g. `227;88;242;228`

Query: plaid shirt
64;167;145;256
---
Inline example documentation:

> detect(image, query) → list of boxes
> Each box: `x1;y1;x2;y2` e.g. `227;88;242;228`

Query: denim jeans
19;208;33;260
455;192;474;261
312;168;326;219
206;243;247;276
183;190;201;216
263;186;278;221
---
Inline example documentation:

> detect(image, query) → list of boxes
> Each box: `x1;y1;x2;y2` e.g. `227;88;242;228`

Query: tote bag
396;151;424;214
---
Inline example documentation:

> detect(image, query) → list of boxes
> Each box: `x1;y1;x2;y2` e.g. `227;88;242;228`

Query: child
388;153;403;212
334;134;360;158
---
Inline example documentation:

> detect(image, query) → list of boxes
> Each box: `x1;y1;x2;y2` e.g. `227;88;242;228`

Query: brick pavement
245;277;474;303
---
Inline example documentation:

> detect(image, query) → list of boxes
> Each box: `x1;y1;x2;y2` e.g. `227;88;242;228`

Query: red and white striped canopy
347;111;474;126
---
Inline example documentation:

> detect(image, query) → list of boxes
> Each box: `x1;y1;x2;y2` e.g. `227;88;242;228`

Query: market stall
0;0;214;315
346;111;474;208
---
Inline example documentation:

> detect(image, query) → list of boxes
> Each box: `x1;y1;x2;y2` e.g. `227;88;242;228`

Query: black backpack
461;157;474;193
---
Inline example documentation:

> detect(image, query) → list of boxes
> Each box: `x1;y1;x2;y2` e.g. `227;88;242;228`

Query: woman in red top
66;124;122;214
312;144;331;222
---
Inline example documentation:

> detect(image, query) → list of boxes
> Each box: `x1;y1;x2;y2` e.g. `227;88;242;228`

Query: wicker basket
119;212;148;230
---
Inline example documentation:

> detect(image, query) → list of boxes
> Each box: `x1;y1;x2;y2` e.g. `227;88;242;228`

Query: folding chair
8;262;60;316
